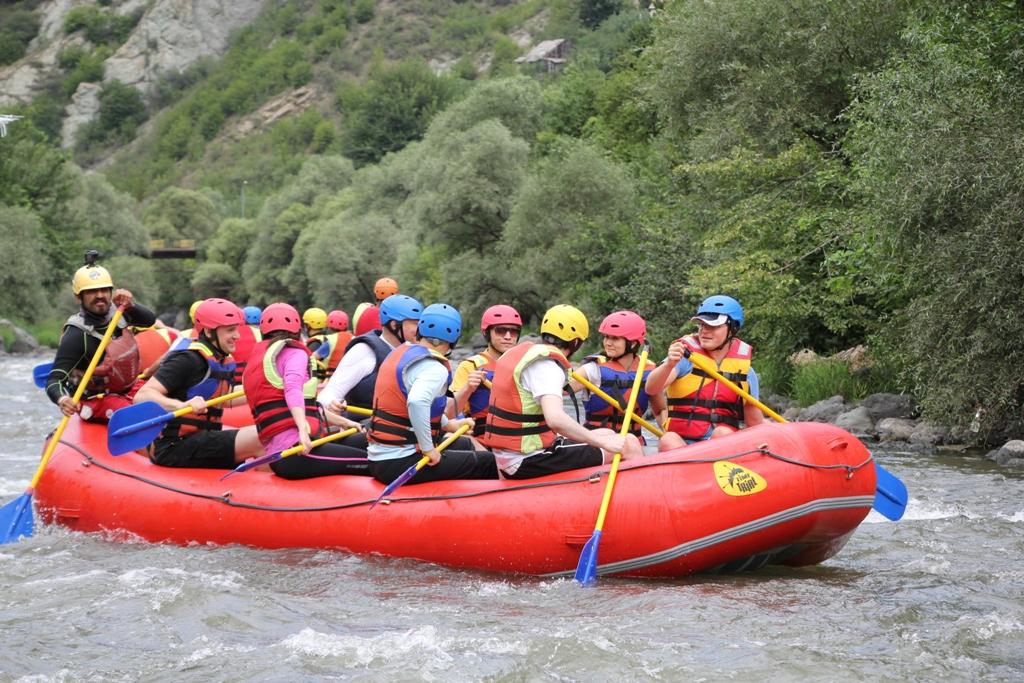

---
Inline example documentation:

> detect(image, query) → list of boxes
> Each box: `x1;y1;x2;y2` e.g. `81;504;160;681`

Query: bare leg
232;425;264;462
658;431;685;452
710;425;738;439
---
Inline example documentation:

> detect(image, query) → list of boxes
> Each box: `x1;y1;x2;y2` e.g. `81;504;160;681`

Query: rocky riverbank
0;319;42;354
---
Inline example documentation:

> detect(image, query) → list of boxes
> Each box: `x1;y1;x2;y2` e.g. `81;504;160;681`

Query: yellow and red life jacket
666;335;752;440
318;330;353;380
581;354;655;436
459;351;498;436
164;340;236;439
368;343;452;447
242;338;322;444
480;342;571;453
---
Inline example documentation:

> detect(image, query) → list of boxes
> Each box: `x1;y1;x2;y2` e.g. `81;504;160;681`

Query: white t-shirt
316;340;393;409
493;357;568;475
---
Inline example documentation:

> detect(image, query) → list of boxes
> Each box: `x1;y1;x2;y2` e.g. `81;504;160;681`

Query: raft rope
58;438;872;512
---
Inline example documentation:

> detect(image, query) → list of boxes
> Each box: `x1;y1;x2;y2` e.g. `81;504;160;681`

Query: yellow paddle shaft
592;347;649;534
169;389;245;418
571;371;664;437
410;422;472;472
31;307;125;489
277;426;359;461
684;351;787;424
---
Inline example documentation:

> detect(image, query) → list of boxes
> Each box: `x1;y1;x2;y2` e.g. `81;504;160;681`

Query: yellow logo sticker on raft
714;461;767;497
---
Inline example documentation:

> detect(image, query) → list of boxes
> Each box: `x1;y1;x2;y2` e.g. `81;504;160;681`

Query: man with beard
46;253;155;422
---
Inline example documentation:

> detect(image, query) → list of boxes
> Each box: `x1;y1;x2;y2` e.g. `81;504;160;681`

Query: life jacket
666;335;752;440
134;327;177;369
231;324;261;385
458;352;498;436
582;354;655;436
63;312;140;394
306;332;327;354
242;338;323;444
480;342;571;453
163;340;236;439
319;331;353;379
368;343;452;447
342;330;393;410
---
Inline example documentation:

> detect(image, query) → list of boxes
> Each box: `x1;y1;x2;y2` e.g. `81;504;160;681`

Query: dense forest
1;0;1022;441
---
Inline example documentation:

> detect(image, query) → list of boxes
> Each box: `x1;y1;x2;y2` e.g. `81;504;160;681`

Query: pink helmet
260;302;301;335
327;309;349;331
480;304;523;334
598;310;646;343
353;304;381;335
194;298;244;334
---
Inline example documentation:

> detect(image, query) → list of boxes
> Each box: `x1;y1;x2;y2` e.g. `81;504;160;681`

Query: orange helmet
374;277;399;301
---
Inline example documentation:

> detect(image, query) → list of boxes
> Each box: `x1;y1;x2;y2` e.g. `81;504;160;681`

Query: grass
20;319;65;349
789;358;898;407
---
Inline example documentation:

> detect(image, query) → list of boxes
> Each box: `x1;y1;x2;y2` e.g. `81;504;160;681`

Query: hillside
2;0;1024;441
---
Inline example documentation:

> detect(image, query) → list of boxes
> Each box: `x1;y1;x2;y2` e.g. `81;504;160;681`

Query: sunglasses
491;326;522;337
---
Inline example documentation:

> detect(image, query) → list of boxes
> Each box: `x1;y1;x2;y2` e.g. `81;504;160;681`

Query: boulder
875;417;917;442
910;421;949;449
984;440;1024;467
789;349;819;365
0;318;41;353
782;406;802;421
834;406;875;438
861;393;915;421
765;393;795;413
797;395;847;423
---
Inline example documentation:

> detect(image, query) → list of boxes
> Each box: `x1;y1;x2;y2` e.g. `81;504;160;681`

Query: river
1;354;1022;681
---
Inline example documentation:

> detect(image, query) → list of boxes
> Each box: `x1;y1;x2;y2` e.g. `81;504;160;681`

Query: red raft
34;418;876;578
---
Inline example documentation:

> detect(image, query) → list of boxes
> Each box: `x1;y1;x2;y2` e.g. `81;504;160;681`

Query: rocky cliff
0;0;268;147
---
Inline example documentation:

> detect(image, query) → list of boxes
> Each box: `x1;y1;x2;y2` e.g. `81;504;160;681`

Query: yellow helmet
189;300;203;323
71;265;113;296
303;307;327;331
541;305;589;342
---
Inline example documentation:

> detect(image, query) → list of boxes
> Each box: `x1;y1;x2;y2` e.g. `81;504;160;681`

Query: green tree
0;206;51;321
191;262;242;300
97;80;147;139
579;0;623;29
427;76;544;142
338;59;457;165
65;167;149;258
104;255;160;311
846;3;1024;440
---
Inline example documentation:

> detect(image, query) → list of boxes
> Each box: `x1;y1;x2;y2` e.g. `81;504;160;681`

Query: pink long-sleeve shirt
262;345;313;456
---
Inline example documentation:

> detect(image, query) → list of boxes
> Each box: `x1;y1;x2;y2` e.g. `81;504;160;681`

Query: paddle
575;347;650;586
221;427;361;479
1;307;125;544
107;389;245;456
33;362;54;389
369;424;471;509
682;349;908;521
570;371;665;437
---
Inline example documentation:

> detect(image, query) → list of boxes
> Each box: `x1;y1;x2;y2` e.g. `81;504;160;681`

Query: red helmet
194;298;244;334
480;304;523;335
260;302;301;336
327;309;349;331
353;304;381;335
598;310;646;343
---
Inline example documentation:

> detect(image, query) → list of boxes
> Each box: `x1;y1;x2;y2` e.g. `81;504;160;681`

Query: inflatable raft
33;418;876;578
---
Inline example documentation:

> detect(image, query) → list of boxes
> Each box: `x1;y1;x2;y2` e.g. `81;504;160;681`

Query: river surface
1;354;1022;681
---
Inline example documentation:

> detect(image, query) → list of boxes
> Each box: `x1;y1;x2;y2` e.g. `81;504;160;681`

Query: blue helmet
694;295;744;327
379;294;423;325
242;305;262;325
418;303;462;344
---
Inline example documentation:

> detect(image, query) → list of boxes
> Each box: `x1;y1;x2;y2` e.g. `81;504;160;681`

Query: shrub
97;80;147;138
0;8;40;66
789;359;897;406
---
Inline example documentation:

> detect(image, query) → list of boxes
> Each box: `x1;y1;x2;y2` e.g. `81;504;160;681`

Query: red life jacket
242;338;323;444
164;341;236;439
64;312;140;394
666;335;753;440
231;324;260;385
368;343;452;447
480;342;571;453
581;354;655;437
318;331;353;380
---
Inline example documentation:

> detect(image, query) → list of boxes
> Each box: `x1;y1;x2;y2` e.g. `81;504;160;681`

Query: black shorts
151;430;238;469
503;438;605;480
369;439;497;485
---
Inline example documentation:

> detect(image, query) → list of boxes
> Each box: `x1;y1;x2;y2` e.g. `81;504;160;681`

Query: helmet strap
388;320;405;343
201;329;227;358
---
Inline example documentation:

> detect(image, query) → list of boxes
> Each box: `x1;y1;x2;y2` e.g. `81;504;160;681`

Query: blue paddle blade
0;492;35;544
873;462;908;521
370;463;420;509
574;530;602;586
107;401;173;455
32;363;53;389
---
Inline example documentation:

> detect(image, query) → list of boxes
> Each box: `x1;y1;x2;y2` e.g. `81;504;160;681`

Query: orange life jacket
459;352;498;436
666;335;752;440
479;342;571;453
368;343;452;447
320;331;353;379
